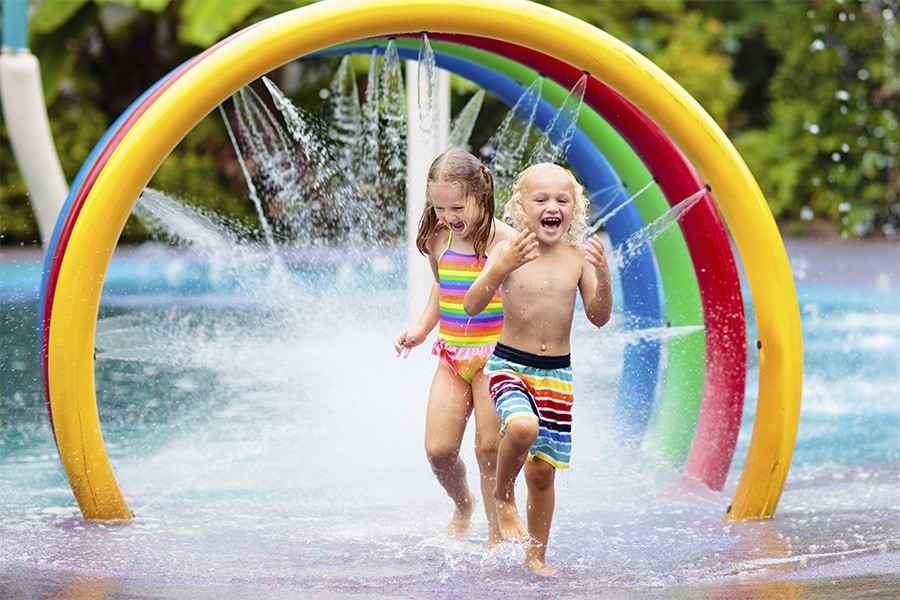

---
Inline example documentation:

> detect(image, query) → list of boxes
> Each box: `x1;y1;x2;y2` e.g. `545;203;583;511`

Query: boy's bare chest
505;257;580;298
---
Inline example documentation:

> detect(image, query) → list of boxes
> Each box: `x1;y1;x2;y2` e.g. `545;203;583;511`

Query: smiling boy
463;163;613;575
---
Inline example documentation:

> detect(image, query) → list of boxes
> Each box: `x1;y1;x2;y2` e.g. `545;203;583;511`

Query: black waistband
494;342;571;370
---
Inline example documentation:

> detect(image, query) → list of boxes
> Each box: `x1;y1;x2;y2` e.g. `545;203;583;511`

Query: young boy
463;163;613;575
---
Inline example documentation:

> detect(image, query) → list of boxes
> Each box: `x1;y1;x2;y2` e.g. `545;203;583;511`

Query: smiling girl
393;148;522;544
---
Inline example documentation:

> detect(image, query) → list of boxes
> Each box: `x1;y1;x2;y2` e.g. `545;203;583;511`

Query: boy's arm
464;229;539;316
463;251;505;317
580;235;613;328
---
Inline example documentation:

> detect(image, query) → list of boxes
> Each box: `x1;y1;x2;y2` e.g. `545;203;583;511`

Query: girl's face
429;183;480;239
518;169;575;245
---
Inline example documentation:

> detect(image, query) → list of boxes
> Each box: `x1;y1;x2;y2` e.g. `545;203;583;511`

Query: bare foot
524;555;557;576
495;499;530;542
487;529;502;547
446;492;476;537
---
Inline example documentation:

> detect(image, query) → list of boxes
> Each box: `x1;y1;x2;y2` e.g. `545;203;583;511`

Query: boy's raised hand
497;228;539;272
464;228;538;317
585;234;611;281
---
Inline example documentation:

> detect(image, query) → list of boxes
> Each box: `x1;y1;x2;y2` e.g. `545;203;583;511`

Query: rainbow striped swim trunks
483;343;573;469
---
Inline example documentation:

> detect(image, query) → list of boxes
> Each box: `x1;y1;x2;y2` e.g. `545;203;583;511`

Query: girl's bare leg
471;371;523;546
493;416;537;542
523;458;557;575
424;361;475;536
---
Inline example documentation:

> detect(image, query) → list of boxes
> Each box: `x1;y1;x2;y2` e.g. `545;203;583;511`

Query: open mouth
450;221;466;232
541;217;561;231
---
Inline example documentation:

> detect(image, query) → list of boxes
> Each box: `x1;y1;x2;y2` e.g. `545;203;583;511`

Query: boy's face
430;183;479;239
518;168;575;245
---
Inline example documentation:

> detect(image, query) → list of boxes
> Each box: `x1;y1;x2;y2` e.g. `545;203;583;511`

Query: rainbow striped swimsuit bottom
483;343;574;469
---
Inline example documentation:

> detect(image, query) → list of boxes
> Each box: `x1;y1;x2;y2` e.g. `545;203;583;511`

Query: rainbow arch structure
327;36;746;482
38;0;802;522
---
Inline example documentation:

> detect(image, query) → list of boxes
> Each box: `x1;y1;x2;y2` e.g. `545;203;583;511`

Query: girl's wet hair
505;163;588;243
416;148;495;258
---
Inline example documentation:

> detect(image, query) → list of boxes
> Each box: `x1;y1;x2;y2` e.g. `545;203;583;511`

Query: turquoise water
1;239;898;598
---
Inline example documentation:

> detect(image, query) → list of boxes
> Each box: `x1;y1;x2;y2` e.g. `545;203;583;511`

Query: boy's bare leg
472;373;525;546
523;458;557;575
493;416;538;542
424;363;476;536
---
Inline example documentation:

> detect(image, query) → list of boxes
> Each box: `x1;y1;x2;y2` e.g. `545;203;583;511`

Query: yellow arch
49;0;801;521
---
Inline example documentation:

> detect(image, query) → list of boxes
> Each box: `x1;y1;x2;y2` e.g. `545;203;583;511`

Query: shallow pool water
1;238;898;598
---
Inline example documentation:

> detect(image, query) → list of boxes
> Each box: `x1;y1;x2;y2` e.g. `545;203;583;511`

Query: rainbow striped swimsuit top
437;238;504;348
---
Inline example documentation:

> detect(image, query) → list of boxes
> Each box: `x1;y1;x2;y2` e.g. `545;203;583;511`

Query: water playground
2;0;897;596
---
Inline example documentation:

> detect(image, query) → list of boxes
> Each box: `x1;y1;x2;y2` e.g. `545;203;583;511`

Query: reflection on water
2;239;898;598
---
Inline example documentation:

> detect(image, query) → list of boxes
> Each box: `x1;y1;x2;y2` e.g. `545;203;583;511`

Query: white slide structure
1;50;68;245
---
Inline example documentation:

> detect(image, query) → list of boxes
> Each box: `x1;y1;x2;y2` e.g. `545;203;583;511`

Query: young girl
394;148;525;545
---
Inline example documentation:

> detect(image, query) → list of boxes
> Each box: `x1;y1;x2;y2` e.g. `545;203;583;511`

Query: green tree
540;0;742;128
733;0;899;238
1;0;319;245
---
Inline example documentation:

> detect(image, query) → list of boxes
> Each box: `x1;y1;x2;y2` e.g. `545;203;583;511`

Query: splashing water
527;73;587;165
262;77;374;245
380;41;408;198
220;101;279;254
135;188;243;253
447;89;485;151
361;50;382;191
416;34;438;141
328;56;363;153
586;179;657;237
481;77;544;203
611;185;711;272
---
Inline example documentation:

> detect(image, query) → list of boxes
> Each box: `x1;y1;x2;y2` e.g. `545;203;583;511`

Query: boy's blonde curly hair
504;163;589;243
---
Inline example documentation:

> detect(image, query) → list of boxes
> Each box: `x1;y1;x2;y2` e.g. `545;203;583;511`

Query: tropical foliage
732;0;899;238
1;0;897;245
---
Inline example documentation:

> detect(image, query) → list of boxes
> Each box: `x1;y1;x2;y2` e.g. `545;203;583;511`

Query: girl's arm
580;235;613;328
394;251;441;357
394;281;440;357
464;229;539;316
